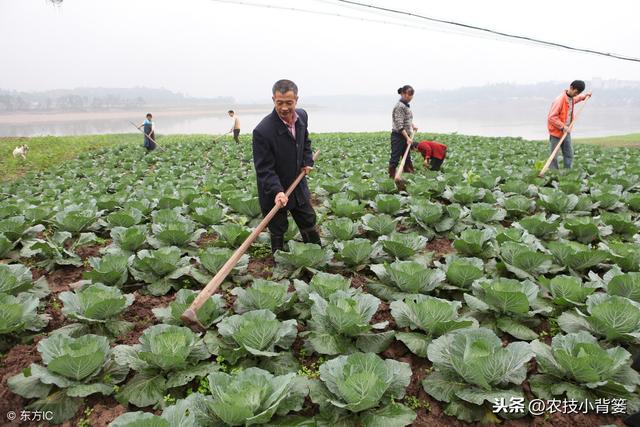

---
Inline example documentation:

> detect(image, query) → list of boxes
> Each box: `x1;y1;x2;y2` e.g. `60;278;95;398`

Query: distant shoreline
1;104;638;140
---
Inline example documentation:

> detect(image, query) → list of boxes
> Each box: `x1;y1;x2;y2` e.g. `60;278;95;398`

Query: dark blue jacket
252;108;314;211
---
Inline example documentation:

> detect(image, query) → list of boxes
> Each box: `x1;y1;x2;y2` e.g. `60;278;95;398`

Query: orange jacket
547;91;588;138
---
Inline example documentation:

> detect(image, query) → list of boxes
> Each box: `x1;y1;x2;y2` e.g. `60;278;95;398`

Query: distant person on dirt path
252;79;320;254
228;110;241;143
137;113;156;151
390;85;418;178
412;140;447;171
547;80;592;169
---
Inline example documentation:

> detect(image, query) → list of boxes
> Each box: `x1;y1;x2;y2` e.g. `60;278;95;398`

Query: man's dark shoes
270;235;285;254
300;227;321;245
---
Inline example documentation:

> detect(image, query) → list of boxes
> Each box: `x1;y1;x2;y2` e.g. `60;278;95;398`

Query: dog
12;145;29;160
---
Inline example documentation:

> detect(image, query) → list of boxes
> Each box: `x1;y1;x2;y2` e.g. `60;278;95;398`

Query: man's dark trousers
263;201;318;251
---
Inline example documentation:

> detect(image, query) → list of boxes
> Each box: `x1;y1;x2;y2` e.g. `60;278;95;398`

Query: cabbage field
1;132;639;427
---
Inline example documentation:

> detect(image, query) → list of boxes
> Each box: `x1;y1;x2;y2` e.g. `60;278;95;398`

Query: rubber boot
388;166;396;178
270;235;284;254
300;227;321;246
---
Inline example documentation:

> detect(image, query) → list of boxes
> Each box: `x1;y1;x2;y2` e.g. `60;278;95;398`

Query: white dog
12;145;29;160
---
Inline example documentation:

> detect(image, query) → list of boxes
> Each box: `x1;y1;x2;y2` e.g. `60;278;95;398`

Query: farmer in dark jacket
252;79;320;253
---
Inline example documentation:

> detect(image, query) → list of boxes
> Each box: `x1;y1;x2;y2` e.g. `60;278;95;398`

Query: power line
206;0;506;39
210;0;640;62
307;0;516;42
46;0;640;63
207;0;592;53
331;0;640;63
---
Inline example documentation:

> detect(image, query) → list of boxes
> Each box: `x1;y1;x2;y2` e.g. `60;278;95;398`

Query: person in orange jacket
547;80;592;169
411;140;447;171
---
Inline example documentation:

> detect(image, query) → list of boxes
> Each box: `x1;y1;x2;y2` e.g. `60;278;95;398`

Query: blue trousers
549;134;573;169
144;133;156;151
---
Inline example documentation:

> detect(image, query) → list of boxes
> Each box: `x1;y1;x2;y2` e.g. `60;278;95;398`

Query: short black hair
146;113;152;118
570;80;586;93
228;110;234;114
398;85;414;95
272;79;298;95
411;142;418;149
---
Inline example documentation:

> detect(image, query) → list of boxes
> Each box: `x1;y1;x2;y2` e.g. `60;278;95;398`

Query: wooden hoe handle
182;151;320;331
395;142;412;182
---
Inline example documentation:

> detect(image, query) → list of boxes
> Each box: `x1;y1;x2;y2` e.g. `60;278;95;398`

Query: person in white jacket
228;110;241;143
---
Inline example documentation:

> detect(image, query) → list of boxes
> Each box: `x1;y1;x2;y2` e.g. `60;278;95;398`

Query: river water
1;104;638;140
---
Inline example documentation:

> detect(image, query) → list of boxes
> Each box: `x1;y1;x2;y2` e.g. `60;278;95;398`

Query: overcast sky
1;0;638;102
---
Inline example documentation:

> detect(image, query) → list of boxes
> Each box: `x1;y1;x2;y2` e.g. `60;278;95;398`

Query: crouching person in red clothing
412;140;447;171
